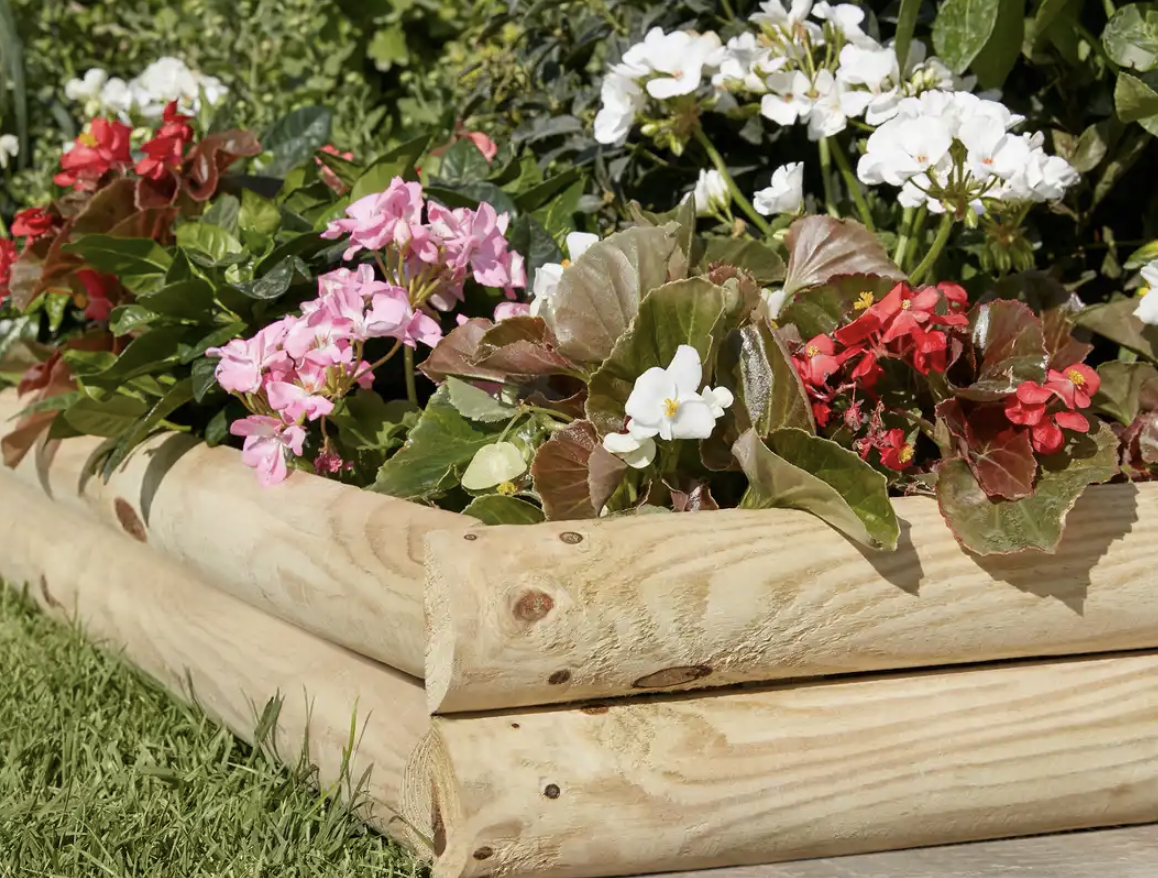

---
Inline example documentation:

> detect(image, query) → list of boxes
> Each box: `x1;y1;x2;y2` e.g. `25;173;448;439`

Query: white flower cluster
0;133;18;169
1134;261;1158;326
64;58;228;122
858;90;1079;213
681;169;730;216
594;28;726;146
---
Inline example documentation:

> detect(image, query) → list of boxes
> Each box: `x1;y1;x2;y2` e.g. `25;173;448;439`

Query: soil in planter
0;583;424;877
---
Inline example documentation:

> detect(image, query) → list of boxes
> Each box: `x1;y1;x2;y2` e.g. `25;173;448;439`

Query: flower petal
669;397;718;440
666;344;703;395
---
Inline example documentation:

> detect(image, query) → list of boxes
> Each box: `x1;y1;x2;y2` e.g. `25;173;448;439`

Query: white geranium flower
712;32;784;93
128;57;229;118
1136;262;1158;326
858;114;952;186
754;162;804;215
751;0;818;34
811;2;874;47
0;134;18;168
645;31;725;100
762;287;789;319
959;117;1031;182
622;345;728;442
594;71;645;145
99;78;134;117
65;68;108;102
529;232;599;317
807;69;872;138
760;70;817;126
602;431;657;469
838;43;902;124
683;169;730;216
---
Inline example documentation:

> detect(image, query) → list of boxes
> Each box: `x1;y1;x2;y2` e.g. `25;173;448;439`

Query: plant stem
720;0;736;19
347;339;402;390
828;138;873;231
906;204;928;272
692;125;773;236
909;213;954;286
403;346;417;406
893;206;915;267
817;137;839;218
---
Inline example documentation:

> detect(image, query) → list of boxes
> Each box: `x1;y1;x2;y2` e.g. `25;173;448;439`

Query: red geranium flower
1043;364;1099;410
11;207;57;242
135;102;195;182
55;118;133;191
877;427;915;471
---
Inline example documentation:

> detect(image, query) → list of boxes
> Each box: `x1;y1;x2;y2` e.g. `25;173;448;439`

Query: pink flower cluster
321;176;526;312
208;264;442;486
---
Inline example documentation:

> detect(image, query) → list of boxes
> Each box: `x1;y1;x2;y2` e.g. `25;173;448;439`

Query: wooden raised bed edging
4;383;1158;877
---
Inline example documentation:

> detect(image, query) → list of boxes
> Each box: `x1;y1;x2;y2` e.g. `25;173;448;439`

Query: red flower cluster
11;206;57;242
76;269;115;321
54;118;133;191
135;102;196;182
0;237;16;304
1004;364;1099;454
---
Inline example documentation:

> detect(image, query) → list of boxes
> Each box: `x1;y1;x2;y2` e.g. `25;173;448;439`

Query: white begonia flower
65;68;108;103
1136;262;1158;326
754;162;804;215
461;442;527;491
529;232;599;317
762;287;789;319
594;70;646;146
683;169;730;216
623;345;728;442
811;2;874;47
602;431;657;469
700;386;735;418
645;31;725;100
0;134;18;168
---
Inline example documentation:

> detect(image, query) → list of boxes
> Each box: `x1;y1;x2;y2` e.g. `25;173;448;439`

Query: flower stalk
909;213;954;286
692;125;772;236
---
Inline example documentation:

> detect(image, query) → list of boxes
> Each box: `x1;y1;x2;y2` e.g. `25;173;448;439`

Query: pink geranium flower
265;353;335;422
494;301;531;321
283;308;355;365
321;177;426;260
230;415;306;487
208;322;291;394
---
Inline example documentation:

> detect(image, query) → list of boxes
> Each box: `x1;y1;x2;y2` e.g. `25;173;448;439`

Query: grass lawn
0;584;424;877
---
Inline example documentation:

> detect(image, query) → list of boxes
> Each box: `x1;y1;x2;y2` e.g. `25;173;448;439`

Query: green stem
828;139;873;231
906;204;928;272
893;206;915;267
909;213;954;286
403;346;417;406
347;339;402;391
720;0;735;18
817;137;839;218
692;125;773;236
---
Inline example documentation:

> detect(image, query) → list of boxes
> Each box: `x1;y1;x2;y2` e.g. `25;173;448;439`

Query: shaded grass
0;584;425;877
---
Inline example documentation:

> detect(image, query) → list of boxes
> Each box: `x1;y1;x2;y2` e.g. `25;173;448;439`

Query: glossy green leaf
1103;3;1158;71
349;133;430;201
61;235;171;292
438;137;491;185
137;279;217;322
175;222;245;264
62;393;149;438
446;376;517;423
932;0;1001;74
970;0;1024;89
100;378;195;480
462;495;545;525
261;106;333;177
1092;361;1158;425
894;0;922;70
108;304;158;336
239;188;283;237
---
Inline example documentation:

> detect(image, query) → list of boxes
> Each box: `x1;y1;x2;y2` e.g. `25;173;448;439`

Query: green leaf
586;277;730;434
932;0;1001;74
175;222;245;265
90;326;189;385
1125;239;1158;270
894;0;922;70
44;292;70;332
240;189;283;236
506;213;564;274
1114;72;1158;134
371;385;502;500
12;391;82;421
446;376;517;422
733;428;900;551
550;223;679;365
696;238;786;286
438;138;491;185
137;279;217;322
541;179;585;239
316;148;363;189
1076;297;1158;360
191;357;221;403
462;495;545;525
203;194;240;235
61;235;171;292
367;24;409;70
961;300;1048;399
261;107;333;178
328;390;416;451
726;321;814;436
937;399;1037;501
349;133;430;201
204;408;230;446
232;256;308;301
108;304;158;336
1103;3;1158;71
970;0;1025;89
782;216;905;297
781;274;899;339
936;422;1119;554
1092;361;1158;425
179;323;245;364
62;394;149;438
513;167;582;213
100;378;194;479
61;349;118;377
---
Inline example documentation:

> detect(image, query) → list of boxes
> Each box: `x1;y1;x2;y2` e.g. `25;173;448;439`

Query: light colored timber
426;482;1158;712
0;387;465;677
0;467;433;855
424;651;1158;878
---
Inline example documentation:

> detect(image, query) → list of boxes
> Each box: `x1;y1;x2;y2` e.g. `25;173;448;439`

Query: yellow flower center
77;132;98;147
497;481;517;496
899;444;914;464
1067;369;1085;386
854;291;874;310
560;258;571;267
806;345;820;357
901;299;912;310
663;398;680;418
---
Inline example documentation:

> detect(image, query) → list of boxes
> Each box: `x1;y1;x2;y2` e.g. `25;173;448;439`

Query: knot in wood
513;590;554;622
559;531;583;544
543;783;561;799
472;846;494;860
463;533;478;541
632;665;713;689
547;669;571;685
114;498;147;543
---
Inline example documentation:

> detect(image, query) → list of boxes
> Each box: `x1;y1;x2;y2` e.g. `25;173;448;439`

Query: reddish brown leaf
530;419;625;520
72;178;139;235
1041;307;1093;371
783;216;906;296
588;443;628;514
961;404;1037;501
473;316;581;379
669;481;720;512
418;318;508;383
185;130;262;202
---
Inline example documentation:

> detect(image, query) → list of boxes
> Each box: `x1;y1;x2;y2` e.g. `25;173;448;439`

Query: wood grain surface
426;483;1158;712
0;388;464;677
423;651;1158;878
0;466;434;854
